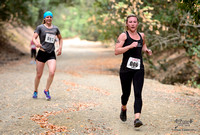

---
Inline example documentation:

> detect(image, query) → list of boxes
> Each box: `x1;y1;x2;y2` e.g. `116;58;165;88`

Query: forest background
0;0;199;88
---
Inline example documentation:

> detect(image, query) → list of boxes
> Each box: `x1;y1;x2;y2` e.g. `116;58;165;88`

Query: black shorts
36;50;56;63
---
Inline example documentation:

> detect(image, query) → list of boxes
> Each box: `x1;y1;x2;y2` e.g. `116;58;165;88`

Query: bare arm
115;33;138;55
32;33;42;48
56;34;63;56
141;33;152;56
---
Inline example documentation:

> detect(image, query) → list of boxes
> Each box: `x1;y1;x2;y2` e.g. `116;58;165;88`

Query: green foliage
92;0;182;42
0;0;32;25
186;41;200;58
178;0;200;24
52;0;97;40
187;77;200;89
28;0;70;27
0;0;76;27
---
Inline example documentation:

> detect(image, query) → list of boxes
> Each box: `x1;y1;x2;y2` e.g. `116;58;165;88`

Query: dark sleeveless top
120;31;144;72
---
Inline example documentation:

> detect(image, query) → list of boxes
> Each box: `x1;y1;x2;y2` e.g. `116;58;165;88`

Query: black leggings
120;69;144;114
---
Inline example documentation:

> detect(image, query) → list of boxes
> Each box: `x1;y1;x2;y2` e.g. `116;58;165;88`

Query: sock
122;106;127;111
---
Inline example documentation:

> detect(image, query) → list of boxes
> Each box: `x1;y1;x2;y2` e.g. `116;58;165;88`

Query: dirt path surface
0;38;199;135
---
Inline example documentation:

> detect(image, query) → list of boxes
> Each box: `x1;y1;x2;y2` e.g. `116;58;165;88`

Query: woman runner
32;11;63;100
115;14;152;127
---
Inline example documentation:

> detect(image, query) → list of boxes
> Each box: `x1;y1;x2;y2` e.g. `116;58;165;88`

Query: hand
36;43;42;48
146;49;152;56
56;48;62;56
129;42;138;49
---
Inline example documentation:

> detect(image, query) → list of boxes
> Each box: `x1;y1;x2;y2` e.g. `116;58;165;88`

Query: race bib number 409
126;57;140;69
45;33;56;43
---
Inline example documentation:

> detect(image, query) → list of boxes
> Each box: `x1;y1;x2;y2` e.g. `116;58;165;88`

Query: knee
49;71;55;77
123;92;130;97
135;93;142;99
36;73;42;79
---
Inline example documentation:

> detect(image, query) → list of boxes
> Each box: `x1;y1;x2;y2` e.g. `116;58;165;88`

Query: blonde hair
125;14;139;30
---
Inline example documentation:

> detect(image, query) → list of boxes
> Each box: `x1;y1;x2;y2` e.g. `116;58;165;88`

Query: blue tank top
120;31;144;72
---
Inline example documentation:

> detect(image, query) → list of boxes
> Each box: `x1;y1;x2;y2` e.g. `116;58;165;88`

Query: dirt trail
0;38;199;135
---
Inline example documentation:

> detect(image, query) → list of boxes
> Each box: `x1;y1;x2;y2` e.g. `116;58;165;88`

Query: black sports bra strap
138;32;142;41
126;31;142;41
125;31;130;39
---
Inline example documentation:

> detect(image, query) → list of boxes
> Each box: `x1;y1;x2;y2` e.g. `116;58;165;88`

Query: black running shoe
120;109;127;122
134;119;143;127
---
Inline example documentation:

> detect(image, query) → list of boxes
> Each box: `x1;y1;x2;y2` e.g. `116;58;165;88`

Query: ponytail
42;19;45;24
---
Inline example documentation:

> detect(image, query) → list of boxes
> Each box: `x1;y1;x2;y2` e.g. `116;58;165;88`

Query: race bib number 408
126;57;140;69
45;33;56;43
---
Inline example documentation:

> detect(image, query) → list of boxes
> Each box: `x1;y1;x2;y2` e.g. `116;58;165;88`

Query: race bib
127;57;140;69
45;33;56;43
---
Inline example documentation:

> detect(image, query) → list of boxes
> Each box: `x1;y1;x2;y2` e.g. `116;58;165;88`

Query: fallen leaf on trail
66;88;71;91
65;71;82;77
18;116;24;119
31;102;98;134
